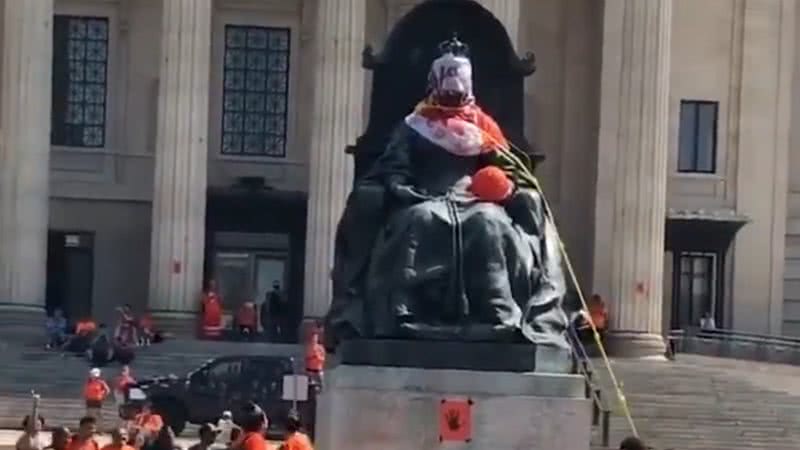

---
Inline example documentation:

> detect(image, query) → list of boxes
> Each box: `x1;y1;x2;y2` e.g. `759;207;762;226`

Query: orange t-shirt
76;321;97;336
237;303;257;327
588;305;608;330
202;294;222;327
84;379;110;402
282;432;313;450
241;432;272;450
100;444;135;450
66;437;100;450
305;343;325;372
134;412;164;433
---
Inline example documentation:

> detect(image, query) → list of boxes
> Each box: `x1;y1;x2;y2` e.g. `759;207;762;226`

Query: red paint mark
172;260;182;274
439;399;473;442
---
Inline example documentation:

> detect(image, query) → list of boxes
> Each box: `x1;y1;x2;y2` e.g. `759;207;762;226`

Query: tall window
677;252;716;328
221;25;290;157
51;16;109;148
678;100;718;173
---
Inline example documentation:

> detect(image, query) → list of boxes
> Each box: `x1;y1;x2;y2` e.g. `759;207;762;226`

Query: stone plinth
315;365;591;450
338;339;573;373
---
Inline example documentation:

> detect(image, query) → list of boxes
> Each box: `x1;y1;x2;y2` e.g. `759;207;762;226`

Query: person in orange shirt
83;368;110;424
75;318;98;337
279;414;313;450
201;280;223;339
131;401;164;443
577;294;609;343
304;330;325;393
66;417;100;450
237;302;257;341
236;403;272;450
99;429;134;450
113;366;135;412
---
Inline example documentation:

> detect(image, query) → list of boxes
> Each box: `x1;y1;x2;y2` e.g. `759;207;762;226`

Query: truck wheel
151;397;187;436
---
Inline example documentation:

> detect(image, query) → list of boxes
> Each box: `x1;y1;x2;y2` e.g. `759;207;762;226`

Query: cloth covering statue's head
428;35;474;107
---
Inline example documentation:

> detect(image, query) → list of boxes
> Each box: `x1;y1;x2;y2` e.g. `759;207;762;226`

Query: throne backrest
352;0;536;181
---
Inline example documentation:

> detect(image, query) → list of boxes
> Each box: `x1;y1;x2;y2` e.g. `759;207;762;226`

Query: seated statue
325;37;570;350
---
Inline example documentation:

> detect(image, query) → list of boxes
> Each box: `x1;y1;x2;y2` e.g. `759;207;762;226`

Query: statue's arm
366;124;429;203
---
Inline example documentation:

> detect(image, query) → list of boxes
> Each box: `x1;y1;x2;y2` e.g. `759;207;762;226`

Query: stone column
303;0;366;319
0;1;53;318
475;0;520;47
148;0;211;326
592;0;672;356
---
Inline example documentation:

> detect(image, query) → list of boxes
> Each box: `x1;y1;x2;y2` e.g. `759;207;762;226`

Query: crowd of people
15;401;314;450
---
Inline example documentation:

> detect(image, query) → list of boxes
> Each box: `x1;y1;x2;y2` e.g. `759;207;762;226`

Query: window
51;15;109;148
677;252;716;328
678;100;718;173
221;25;290;157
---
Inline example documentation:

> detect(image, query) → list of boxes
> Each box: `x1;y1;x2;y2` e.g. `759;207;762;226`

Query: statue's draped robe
327;124;570;349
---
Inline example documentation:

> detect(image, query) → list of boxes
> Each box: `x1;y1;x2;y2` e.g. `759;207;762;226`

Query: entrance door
254;256;286;305
672;252;716;330
46;231;94;320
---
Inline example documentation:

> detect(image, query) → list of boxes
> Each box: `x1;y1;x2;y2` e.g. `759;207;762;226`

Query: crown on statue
438;33;470;58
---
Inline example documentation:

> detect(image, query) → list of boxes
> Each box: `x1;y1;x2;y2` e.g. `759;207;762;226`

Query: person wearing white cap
83;367;110;426
215;411;234;444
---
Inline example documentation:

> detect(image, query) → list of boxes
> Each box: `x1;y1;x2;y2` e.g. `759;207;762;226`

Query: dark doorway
205;187;307;342
665;213;748;331
46;231;95;320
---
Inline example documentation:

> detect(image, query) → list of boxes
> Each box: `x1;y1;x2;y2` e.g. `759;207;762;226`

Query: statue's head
427;34;473;107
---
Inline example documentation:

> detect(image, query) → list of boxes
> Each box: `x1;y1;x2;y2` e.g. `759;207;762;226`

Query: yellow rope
480;134;639;438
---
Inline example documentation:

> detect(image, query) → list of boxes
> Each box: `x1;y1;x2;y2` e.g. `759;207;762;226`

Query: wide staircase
587;354;800;449
0;338;301;431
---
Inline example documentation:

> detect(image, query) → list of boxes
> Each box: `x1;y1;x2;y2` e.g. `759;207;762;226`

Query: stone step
588;354;800;449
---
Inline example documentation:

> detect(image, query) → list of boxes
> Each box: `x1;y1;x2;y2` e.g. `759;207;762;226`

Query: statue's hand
390;183;430;204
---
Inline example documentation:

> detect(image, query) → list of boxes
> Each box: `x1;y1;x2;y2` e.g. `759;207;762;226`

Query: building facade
0;0;799;350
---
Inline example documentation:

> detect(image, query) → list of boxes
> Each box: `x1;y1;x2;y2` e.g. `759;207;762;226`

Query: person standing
44;427;71;450
264;282;285;341
234;403;272;450
15;415;47;450
100;429;135;450
83;369;111;425
113;366;136;414
201;280;223;339
278;414;313;450
304;329;325;393
66;417;100;450
215;411;234;444
188;424;224;450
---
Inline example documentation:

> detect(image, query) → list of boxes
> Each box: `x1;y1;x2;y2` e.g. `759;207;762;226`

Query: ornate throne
347;0;541;182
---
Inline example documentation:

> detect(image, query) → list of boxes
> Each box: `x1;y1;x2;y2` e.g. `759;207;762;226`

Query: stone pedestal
0;1;53;321
147;0;211;328
592;0;672;356
315;365;591;450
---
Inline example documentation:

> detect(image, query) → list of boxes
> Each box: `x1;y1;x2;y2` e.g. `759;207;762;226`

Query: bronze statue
325;36;570;352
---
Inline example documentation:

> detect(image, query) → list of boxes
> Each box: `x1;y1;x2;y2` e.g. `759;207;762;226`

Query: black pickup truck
121;355;315;438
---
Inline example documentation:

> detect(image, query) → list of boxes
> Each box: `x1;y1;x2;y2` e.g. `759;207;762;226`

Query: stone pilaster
148;0;211;326
303;0;366;319
0;1;54;318
475;0;520;47
592;0;672;356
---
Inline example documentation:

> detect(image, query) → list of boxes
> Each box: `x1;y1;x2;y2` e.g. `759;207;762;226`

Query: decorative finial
438;33;470;57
